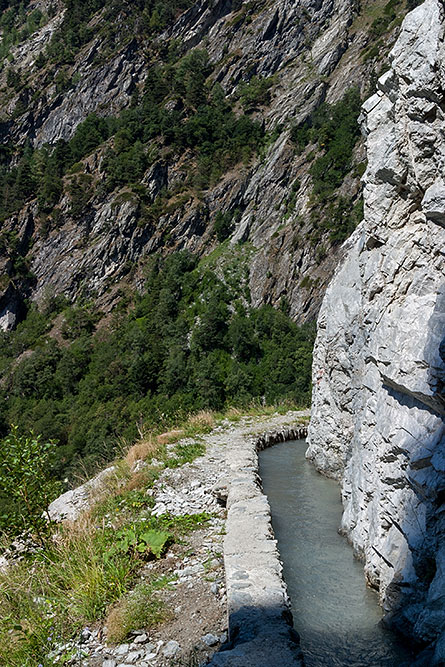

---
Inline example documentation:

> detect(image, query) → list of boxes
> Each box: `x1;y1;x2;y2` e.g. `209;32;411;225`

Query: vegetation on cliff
0;47;264;224
0;251;314;483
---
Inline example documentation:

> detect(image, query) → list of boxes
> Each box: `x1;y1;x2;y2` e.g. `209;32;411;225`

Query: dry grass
106;580;170;644
0;513;139;665
156;429;184;445
154;411;215;446
124;436;160;466
186;410;215;431
224;407;243;421
124;470;153;492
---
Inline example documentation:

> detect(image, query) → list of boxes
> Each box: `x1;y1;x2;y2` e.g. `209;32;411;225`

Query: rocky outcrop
307;0;445;662
48;465;116;522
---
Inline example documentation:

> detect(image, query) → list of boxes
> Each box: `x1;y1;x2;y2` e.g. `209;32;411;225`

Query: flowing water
259;439;412;666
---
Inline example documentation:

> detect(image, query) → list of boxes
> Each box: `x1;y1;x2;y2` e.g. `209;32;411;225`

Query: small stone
126;650;143;663
132;633;149;644
220;632;228;644
143;653;157;662
210;582;218;595
114;644;130;656
80;628;92;642
180;563;204;577
201;633;219;647
162;640;181;658
102;661;116;667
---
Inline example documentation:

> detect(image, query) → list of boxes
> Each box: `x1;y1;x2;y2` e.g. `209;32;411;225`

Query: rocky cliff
0;0;408;329
307;0;445;662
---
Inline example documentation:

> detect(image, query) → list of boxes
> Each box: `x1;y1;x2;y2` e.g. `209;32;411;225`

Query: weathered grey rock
143;652;157;662
201;633;219;647
422;181;445;226
48;465;116;521
125;650;143;663
432;630;445;665
307;0;445;657
80;627;92;642
162;639;181;658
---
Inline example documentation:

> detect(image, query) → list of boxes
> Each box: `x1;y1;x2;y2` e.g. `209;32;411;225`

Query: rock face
307;0;445;660
0;0;395;329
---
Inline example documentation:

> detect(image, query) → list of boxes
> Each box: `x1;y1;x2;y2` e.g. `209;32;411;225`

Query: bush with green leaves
108;525;171;559
0;426;61;540
238;75;277;112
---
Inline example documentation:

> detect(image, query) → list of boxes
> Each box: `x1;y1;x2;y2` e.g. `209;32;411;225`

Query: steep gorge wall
307;0;445;662
0;0;393;328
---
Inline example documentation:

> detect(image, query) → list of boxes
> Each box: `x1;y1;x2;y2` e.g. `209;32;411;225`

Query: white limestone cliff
306;0;445;662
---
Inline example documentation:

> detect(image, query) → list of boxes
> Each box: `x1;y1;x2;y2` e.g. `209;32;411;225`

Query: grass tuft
125;436;160;466
106;578;172;644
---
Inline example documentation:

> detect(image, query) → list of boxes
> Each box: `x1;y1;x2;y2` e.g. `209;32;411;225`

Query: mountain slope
0;0;413;328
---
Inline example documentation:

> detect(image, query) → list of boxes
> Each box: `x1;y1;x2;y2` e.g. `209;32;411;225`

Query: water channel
259;439;413;666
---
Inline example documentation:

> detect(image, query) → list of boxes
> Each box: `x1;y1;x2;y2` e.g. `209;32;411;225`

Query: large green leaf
139;530;171;558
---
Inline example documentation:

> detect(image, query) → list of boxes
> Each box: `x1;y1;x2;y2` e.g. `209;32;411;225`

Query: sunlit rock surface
307;0;445;660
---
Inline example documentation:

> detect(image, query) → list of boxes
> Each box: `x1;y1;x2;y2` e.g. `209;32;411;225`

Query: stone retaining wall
256;426;308;451
210;424;307;666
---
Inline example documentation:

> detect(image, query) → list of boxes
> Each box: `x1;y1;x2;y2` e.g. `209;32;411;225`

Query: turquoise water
259;439;412;666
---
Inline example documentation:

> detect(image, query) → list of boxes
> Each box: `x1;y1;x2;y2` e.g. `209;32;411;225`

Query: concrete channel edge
209;425;307;667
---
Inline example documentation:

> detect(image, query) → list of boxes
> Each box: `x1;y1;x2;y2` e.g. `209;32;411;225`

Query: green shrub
106;579;170;644
166;441;206;467
238;75;277;112
108;526;171;559
0;426;61;540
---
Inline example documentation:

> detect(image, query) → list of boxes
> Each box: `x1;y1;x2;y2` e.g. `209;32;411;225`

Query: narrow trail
49;410;309;666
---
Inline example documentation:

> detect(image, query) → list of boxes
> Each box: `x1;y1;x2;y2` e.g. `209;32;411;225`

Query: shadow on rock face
381;292;445;665
425;284;445;414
